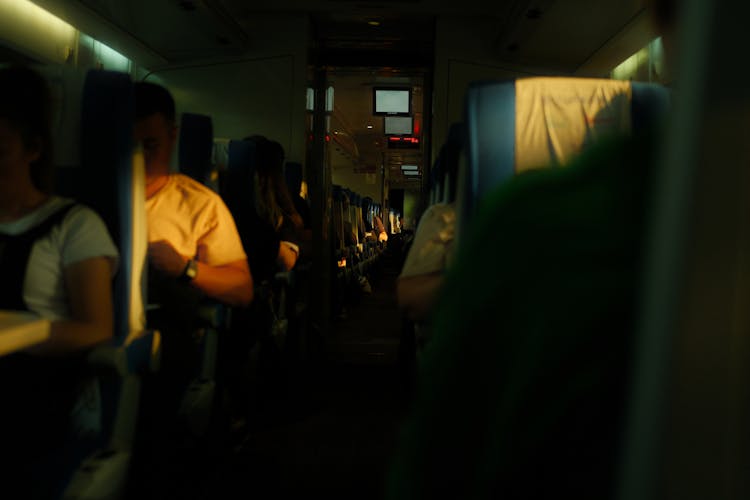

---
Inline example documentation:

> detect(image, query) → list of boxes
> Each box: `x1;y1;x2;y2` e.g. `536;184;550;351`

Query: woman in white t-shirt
0;65;119;493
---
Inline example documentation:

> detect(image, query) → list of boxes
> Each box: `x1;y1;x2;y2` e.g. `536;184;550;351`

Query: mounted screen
373;87;411;116
384;116;413;135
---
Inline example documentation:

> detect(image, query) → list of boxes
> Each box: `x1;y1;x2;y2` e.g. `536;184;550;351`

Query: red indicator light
325;134;330;142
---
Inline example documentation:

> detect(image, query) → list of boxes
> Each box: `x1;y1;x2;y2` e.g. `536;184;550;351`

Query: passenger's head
258;139;285;177
244;136;301;229
0;65;54;193
134;82;177;176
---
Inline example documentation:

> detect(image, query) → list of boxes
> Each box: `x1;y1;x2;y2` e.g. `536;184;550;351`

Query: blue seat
223;138;261;219
172;112;230;437
440;123;464;204
178;112;214;188
49;68;159;499
461;78;670;231
284;161;303;196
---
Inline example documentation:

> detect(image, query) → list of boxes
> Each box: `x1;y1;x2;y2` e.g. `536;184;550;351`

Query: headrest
463;77;669;213
332;184;343;201
178;113;213;183
227;139;259;173
222;139;260;218
443;122;463;174
514;78;633;172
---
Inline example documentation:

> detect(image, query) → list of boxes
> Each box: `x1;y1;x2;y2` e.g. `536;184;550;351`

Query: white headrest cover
515;78;632;172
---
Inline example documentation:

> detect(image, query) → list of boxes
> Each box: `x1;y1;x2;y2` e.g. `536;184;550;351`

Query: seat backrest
46;67;148;498
440;122;464;204
221;138;260;220
178;112;214;186
285;161;303;197
430;155;443;205
461;77;669;232
80;70;144;342
332;184;344;250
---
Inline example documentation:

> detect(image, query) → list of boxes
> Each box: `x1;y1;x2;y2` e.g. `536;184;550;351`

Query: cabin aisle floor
141;248;414;499
224;249;410;499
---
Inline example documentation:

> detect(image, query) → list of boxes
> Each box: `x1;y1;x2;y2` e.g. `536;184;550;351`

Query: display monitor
384;116;413;135
373;87;411;116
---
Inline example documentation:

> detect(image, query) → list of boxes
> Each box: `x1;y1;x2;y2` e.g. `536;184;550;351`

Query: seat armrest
87;330;161;375
197;302;228;329
274;270;294;287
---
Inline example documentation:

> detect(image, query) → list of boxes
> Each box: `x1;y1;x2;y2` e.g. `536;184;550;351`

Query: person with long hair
244;136;303;279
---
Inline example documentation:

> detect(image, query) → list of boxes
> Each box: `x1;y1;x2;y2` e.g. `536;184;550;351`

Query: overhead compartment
36;0;250;63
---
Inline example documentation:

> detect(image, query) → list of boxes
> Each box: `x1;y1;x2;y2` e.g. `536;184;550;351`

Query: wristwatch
179;258;198;283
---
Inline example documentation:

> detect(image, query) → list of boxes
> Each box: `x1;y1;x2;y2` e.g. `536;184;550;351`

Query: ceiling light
401;164;418;170
366;124;373;129
367;20;381;26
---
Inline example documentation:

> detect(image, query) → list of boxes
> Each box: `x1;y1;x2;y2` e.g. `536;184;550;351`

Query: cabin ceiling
62;0;648;72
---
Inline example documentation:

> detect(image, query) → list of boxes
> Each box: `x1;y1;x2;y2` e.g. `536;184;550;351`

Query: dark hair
243;136;301;230
134;82;176;123
0;66;54;193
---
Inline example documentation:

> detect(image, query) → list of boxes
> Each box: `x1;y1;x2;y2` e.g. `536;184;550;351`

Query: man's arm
149;240;253;306
192;258;253;306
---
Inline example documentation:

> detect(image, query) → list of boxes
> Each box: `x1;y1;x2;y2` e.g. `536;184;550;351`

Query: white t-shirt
0;196;119;321
399;203;456;279
145;173;246;266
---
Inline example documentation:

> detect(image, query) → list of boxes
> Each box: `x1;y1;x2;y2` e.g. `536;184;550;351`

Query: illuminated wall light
306;87;315;111
80;33;131;72
611;37;663;83
325;86;334;113
0;0;77;63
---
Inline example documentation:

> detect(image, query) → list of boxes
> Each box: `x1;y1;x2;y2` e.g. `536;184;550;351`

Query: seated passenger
0;66;118;492
286;164;312;232
373;212;388;242
396;202;456;327
338;193;358;248
238;136;303;282
388;1;679;498
135;82;252;308
288;169;313;263
131;81;253;496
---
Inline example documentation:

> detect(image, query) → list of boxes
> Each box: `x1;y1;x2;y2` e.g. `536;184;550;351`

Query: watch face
185;260;198;279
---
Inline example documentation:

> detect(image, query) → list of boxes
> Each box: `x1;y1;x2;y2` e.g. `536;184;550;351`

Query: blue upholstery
45;69;159;500
440;122;464;203
80;70;136;342
462;80;516;217
631;82;671;132
178;113;214;184
285;161;303;194
332;184;343;202
222;139;260;218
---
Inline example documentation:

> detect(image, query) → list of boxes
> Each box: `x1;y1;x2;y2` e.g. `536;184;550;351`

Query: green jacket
388;132;657;499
